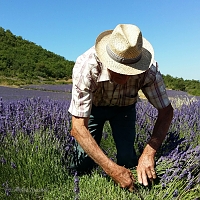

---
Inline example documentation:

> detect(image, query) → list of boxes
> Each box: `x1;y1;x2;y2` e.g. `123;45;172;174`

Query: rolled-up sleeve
68;48;99;117
68;84;92;117
142;63;171;109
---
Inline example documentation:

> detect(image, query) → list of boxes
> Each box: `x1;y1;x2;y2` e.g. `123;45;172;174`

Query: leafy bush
163;74;200;96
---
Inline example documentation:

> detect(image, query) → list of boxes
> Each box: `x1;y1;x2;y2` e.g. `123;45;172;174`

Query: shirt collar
97;65;110;82
94;52;110;82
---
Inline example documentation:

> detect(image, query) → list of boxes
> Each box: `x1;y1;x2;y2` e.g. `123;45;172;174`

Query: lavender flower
11;162;17;169
156;144;200;189
173;189;179;197
102;132;108;140
74;171;80;200
1;156;6;164
2;181;11;196
185;179;194;191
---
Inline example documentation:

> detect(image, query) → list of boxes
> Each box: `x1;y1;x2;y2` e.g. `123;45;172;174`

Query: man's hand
109;165;135;192
136;104;173;186
136;148;156;186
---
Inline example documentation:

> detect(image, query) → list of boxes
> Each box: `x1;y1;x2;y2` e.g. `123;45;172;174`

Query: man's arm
71;116;135;190
137;103;173;186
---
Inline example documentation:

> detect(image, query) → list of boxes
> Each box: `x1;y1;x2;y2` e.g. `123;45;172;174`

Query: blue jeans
71;103;138;173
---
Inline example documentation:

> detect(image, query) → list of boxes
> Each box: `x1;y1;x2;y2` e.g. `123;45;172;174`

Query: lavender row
21;84;72;93
0;86;72;101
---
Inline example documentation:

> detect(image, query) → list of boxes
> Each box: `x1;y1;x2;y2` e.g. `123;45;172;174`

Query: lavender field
0;85;72;101
1;84;199;101
0;85;200;199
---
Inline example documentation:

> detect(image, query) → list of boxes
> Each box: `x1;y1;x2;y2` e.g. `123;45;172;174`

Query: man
68;24;173;191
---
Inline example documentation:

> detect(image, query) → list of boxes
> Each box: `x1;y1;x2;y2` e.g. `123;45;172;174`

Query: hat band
106;45;142;64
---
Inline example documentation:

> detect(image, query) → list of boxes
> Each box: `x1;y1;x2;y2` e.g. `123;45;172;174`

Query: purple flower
11;162;17;169
173;189;179;197
102;132;108;140
185;179;194;191
2;181;11;196
161;182;166;189
74;171;80;200
1;157;6;164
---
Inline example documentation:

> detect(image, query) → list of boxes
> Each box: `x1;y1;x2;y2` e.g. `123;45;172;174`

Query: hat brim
95;30;154;75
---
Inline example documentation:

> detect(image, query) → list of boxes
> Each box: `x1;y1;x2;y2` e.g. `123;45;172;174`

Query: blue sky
0;0;200;80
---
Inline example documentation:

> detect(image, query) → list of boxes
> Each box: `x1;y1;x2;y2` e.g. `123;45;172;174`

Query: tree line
0;27;199;96
162;75;200;96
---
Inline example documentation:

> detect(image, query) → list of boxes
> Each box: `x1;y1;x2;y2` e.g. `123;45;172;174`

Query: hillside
0;27;74;85
0;27;200;96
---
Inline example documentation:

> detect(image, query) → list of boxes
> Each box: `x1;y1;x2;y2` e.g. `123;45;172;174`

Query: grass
0;76;72;87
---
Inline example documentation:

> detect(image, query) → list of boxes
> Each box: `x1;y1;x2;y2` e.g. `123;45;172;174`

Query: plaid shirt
68;46;170;117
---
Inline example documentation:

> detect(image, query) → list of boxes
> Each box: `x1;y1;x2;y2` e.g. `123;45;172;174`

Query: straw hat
95;24;154;75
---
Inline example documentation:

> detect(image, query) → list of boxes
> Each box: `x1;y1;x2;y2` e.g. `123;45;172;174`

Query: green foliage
0;27;74;83
163;74;200;96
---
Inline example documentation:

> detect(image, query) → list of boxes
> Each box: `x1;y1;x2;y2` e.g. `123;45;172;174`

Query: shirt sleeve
141;61;171;109
68;47;100;117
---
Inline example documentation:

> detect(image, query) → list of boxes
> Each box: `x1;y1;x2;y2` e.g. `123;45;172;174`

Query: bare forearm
70;117;116;175
147;104;173;152
137;104;173;186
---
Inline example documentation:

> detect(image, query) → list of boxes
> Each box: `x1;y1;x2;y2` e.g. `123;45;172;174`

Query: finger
141;171;148;186
147;169;157;181
151;169;157;179
137;169;143;185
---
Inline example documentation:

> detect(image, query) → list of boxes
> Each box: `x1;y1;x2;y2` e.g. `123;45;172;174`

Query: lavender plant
134;98;200;199
0;91;199;199
0;97;75;199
